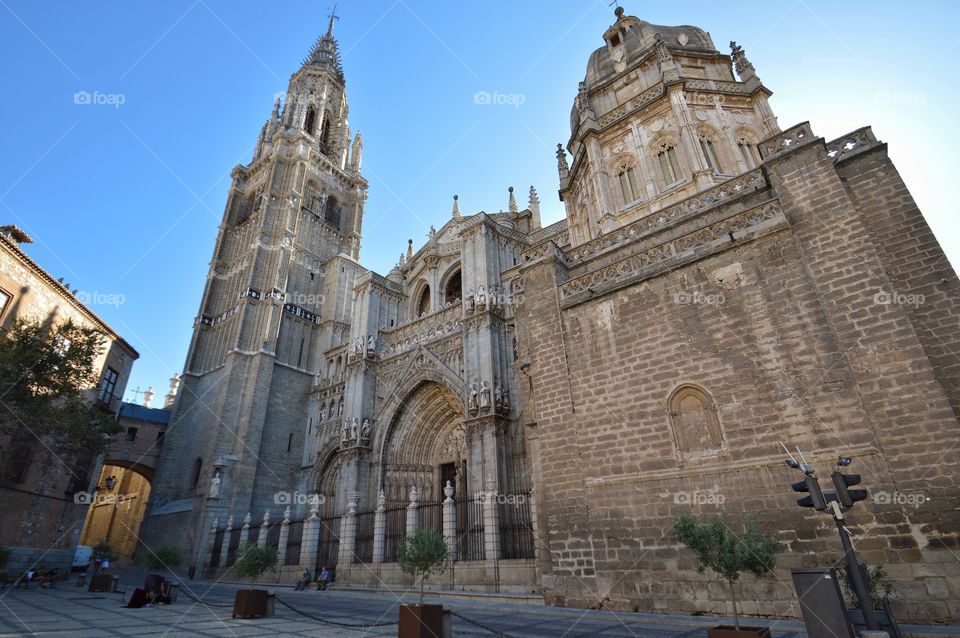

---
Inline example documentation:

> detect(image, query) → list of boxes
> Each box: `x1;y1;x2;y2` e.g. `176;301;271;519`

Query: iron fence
316;516;340;570
225;528;242;566
499;491;534;560
209;529;225;568
285;520;303;566
383;506;407;562
418;499;444;536
353;511;375;564
456;496;485;561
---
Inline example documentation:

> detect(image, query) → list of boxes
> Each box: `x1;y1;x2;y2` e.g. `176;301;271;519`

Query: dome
582;15;715;91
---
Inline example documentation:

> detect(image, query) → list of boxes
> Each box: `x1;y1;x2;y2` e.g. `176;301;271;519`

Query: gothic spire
451;194;461;220
508;186;518;213
303;11;345;83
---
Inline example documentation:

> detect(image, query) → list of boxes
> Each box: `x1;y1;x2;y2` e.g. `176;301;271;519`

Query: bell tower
145;15;368;568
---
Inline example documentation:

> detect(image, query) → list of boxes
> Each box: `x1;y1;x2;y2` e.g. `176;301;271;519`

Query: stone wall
516;125;960;624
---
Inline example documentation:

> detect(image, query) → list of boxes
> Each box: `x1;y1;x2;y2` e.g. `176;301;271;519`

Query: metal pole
831;502;879;630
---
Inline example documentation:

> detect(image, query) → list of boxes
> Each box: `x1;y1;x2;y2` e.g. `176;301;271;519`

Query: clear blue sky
2;1;958;403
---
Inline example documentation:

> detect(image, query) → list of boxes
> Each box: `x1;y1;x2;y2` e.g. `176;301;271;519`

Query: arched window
617;164;640;206
416;286;431;316
191;458;203;488
656;141;683;187
698;131;722;174
324;196;340;227
737;134;760;169
668;385;723;459
443;269;462;304
304;107;317;135
320;114;332;151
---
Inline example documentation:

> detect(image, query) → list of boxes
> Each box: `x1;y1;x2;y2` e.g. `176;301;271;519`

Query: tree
144;545;183;572
398;528;449;605
233;544;277;588
836;561;893;610
673;513;780;630
93;539;118;563
0;318;119;460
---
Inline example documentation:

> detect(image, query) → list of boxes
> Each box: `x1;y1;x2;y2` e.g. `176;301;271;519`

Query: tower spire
327;3;339;36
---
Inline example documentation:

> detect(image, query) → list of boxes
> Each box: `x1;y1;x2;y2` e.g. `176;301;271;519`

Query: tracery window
657;142;683;186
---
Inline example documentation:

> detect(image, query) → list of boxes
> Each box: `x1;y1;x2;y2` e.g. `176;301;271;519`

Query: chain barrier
178;589;233;608
274;595;398;628
450;610;515;638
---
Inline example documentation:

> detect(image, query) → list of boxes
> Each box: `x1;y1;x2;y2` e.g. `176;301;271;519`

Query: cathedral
143;8;960;624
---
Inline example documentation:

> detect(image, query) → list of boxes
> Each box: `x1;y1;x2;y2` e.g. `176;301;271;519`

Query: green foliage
144;545;183;572
233;543;277;586
0;318;120;460
674;513;780;629
836;562;893;609
398;528;449;604
0;546;10;569
93;539;118;562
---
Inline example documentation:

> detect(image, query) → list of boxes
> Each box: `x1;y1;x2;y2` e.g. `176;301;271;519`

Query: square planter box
398;604;443;638
88;574;113;592
707;627;772;638
233;589;269;618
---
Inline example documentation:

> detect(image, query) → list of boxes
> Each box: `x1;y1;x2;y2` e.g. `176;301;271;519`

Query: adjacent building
0;225;138;574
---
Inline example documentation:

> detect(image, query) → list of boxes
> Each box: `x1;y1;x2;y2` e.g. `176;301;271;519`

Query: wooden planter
707;627;772;638
232;589;269;619
398;604;443;638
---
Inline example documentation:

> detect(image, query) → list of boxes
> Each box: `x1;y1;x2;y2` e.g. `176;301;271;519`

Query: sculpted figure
209;470;222;498
476;286;487;309
479;381;491;410
467;383;479;412
360;419;371;445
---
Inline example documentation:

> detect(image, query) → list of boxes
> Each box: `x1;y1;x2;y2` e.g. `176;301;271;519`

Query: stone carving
209;470;221;498
350;418;358;443
826;127;878;162
556;144;569;178
495;384;504;411
341;420;350;446
729;41;755;80
465;289;475;314
337;398;343;416
479;381;491;411
476;286;487;310
467;383;479;415
367;335;376;357
360;418;371;446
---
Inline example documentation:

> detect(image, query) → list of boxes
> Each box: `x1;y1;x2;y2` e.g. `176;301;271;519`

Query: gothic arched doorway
379;381;467;506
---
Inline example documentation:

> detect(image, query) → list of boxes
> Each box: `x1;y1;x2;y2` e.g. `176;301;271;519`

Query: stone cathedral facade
145;9;960;624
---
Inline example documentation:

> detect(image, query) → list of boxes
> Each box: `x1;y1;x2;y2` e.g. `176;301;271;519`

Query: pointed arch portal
380;381;466;505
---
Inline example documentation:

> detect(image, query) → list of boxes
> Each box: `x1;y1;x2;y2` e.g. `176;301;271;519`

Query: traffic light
792;476;827;510
832;471;868;508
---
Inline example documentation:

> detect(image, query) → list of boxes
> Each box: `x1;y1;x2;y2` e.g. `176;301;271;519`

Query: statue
479;381;491;411
360;419;371;445
476;286;487;309
366;335;376;357
209;470;222;498
350;417;359;442
495;384;503;411
466;289;475;314
467;383;479;413
428;225;436;241
502;386;510;410
337;398;343;417
341;420;350;446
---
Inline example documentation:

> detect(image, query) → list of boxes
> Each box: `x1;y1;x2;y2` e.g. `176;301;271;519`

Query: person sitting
144;574;166;605
315;566;330;591
294;569;311;591
37;568;57;588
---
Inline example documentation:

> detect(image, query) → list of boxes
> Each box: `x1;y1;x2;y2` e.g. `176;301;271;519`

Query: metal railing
316;516;340;570
353;511;375;564
499;492;534;560
456;496;485;561
383;506;407;563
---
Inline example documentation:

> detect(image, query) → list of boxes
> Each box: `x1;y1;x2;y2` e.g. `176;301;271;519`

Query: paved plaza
0;573;806;638
2;572;960;637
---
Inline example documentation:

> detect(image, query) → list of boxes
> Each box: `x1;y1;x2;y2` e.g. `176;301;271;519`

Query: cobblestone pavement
0;576;953;637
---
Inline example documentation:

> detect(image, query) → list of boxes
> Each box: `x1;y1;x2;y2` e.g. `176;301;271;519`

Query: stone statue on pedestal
209;470;221;498
479;381;491;411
